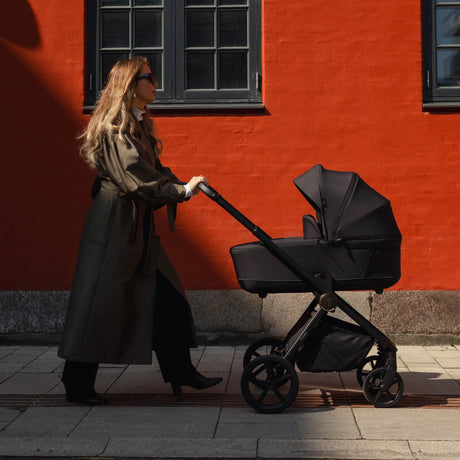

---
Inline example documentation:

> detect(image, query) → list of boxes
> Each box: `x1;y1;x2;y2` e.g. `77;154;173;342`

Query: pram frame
198;183;400;410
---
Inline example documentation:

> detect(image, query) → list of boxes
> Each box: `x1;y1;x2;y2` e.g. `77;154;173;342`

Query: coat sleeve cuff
184;183;192;198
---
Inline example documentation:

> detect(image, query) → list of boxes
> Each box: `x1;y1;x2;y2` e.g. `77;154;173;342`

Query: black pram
199;164;404;413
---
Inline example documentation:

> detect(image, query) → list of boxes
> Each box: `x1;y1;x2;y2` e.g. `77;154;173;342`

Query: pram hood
294;164;401;242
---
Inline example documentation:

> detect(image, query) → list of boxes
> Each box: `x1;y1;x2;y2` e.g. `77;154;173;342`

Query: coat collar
133;106;145;121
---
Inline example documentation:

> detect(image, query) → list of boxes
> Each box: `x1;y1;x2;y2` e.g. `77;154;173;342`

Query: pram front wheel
242;337;283;368
241;354;298;414
363;367;404;408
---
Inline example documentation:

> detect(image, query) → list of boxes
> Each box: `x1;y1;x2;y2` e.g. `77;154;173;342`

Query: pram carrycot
230;164;401;294
198;165;404;413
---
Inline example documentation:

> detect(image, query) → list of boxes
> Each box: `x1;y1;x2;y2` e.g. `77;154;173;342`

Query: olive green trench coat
58;125;197;364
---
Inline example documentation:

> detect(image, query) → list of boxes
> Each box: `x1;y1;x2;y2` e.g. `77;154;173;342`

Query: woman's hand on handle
187;175;208;196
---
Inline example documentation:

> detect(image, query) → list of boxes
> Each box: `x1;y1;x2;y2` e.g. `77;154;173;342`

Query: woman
58;57;222;404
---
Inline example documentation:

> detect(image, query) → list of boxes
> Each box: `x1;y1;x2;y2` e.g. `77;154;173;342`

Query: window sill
83;102;267;115
423;101;460;111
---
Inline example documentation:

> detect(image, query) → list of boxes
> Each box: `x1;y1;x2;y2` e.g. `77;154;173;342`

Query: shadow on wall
0;0;40;48
0;1;89;289
155;211;234;289
0;0;230;290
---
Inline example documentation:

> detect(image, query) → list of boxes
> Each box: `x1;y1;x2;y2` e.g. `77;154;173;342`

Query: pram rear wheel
242;337;283;368
241;354;298;414
356;354;386;387
363;367;404;408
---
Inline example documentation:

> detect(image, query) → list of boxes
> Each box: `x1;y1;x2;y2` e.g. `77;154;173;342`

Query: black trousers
152;272;194;383
62;272;194;394
61;360;99;396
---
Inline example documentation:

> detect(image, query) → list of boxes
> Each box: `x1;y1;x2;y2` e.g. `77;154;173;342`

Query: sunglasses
137;73;156;85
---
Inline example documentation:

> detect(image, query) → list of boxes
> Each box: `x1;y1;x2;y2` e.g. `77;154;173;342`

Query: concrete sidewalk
0;344;459;459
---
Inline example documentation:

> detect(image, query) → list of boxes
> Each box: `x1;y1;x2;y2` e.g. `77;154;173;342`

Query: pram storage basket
295;316;374;372
230;165;401;294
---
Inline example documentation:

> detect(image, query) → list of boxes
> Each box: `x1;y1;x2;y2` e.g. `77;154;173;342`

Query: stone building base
0;290;459;345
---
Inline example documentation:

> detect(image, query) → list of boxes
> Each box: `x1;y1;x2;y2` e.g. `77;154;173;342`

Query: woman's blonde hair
80;56;162;168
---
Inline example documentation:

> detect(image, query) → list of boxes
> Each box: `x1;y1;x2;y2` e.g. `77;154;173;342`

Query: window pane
219;51;247;88
437;49;460;86
134;10;162;47
437;7;460;45
100;52;127;89
186;10;215;47
218;0;247;4
186;52;215;89
218;9;247;47
134;0;162;5
133;51;163;88
101;0;129;6
101;11;129;48
186;0;215;5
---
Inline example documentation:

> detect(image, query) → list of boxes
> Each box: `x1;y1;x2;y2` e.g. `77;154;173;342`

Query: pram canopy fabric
293;164;401;243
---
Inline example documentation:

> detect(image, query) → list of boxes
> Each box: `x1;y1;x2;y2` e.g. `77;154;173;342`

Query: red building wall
1;0;459;292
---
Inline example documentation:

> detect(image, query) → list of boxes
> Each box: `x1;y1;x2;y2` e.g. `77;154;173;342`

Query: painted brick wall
1;0;459;292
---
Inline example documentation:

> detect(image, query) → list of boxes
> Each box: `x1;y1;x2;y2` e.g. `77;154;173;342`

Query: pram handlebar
198;182;217;198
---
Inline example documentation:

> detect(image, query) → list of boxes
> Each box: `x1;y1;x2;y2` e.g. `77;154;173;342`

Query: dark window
85;0;262;109
423;0;460;107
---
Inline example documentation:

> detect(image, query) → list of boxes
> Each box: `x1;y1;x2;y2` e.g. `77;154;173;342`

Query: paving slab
297;370;344;393
0;406;91;437
106;365;167;394
0;346;20;359
434;358;460;368
398;370;460;395
353;408;460;441
197;349;235;373
0;407;21;430
447;369;460;378
215;407;360;440
0;346;50;364
409;440;460;459
20;349;63;373
0;372;61;395
69;406;220;438
0;436;107;457
0;373;14;385
226;368;242;394
257;439;413;459
105;437;257;458
0;362;28;375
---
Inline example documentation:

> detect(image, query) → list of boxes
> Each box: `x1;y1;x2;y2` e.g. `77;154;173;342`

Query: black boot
62;361;108;405
170;368;223;397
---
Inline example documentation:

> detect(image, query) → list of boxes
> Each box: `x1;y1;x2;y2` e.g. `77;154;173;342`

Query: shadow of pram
294;369;458;409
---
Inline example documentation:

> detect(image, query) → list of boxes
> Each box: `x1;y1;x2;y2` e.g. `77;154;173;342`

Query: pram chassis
198;183;403;413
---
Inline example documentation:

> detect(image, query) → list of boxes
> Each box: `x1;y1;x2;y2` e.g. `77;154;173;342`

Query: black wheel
240;354;299;414
356;354;385;387
363;367;404;408
242;337;283;368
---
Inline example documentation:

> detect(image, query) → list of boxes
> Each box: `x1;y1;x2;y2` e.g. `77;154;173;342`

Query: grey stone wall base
0;291;69;334
0;290;459;345
371;290;460;335
187;290;263;333
1;332;459;346
389;333;460;346
0;333;62;346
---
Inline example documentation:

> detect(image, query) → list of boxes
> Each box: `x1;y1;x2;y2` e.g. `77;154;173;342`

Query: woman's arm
102;134;187;202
